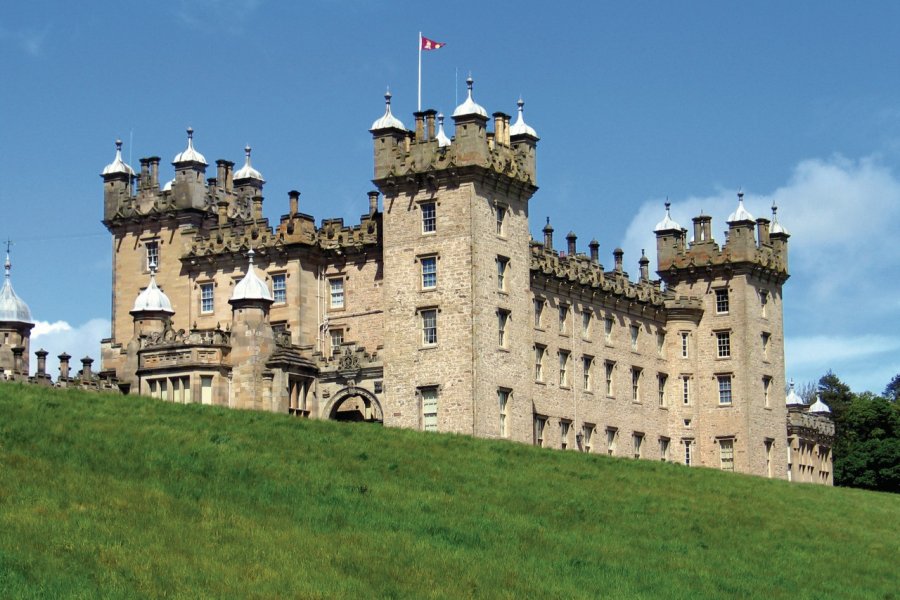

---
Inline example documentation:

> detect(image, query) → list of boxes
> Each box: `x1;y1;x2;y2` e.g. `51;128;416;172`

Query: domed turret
233;145;265;183
769;203;790;236
785;379;804;406
370;90;407;132
172;127;207;166
509;98;538;138
131;262;174;315
809;395;831;414
101;139;136;177
230;249;273;303
435;113;451;147
452;76;488;119
0;252;32;324
727;190;755;223
655;202;682;232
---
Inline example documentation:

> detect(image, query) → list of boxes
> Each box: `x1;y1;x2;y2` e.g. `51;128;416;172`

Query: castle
2;78;834;482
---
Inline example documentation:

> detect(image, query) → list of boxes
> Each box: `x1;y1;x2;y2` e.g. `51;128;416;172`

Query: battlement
655;194;790;284
370;83;538;195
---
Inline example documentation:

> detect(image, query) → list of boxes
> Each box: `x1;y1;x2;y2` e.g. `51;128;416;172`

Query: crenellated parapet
654;194;790;285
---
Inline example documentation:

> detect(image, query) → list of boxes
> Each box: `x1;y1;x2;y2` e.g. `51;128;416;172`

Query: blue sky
2;0;899;394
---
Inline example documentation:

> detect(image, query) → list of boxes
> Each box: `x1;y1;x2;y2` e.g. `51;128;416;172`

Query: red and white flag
421;36;446;51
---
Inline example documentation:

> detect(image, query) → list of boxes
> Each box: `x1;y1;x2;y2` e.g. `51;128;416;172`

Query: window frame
605;361;615;396
497;309;510;348
558;305;569;334
495;204;507;236
558;350;570;387
534;344;545;382
716;330;731;358
718;374;733;405
533;298;544;328
582;355;593;392
631;367;642;403
200;282;214;314
420;308;438;347
329;277;345;310
420;255;437;290
496;256;509;292
272;272;287;304
420;386;439;432
715;288;730;314
658;373;668;407
498;388;510;438
421;201;436;234
719;438;735;471
145;240;160;272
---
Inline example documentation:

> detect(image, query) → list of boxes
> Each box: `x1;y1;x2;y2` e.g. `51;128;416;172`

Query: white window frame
658;373;668;407
716;331;731;358
421;256;437;290
329;277;345;309
497;309;510;347
719;438;735;471
718;374;733;405
715;288;729;314
631;367;642;402
582;356;593;391
420;308;438;346
421;201;436;233
496;204;507;236
200;282;214;314
534;345;545;381
272;273;287;303
498;388;510;438
496;256;509;291
558;350;570;387
420;386;439;431
533;298;544;328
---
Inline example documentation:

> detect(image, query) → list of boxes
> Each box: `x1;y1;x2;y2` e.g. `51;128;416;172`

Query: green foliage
1;382;898;599
884;374;900;402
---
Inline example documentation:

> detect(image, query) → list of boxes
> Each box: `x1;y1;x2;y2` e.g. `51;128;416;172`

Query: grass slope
0;382;897;599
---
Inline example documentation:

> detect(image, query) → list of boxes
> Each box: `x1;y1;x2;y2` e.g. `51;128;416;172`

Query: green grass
0;382;897;599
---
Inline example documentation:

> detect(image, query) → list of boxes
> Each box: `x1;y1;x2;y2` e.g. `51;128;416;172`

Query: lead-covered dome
172;127;207;166
370;90;407;132
231;249;273;303
452;76;488;119
655;202;682;232
233;145;265;183
0;253;32;324
727;190;754;223
131;264;174;314
509;98;538;138
101;139;136;177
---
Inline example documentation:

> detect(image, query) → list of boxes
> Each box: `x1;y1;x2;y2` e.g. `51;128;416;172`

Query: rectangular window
605;361;615;396
660;438;670;462
560;421;571;450
765;439;774;478
604;317;614;343
272;273;286;303
534;345;545;381
719;439;734;471
421;387;438;431
146;241;159;270
718;374;733;405
606;428;618;456
421;256;437;289
582;356;593;391
658;373;668;407
200;282;214;313
534;414;547;447
558;305;569;333
684;439;694;466
657;331;665;356
583;424;594;453
496;205;506;236
630;324;640;350
581;310;591;338
633;433;644;459
680;332;689;358
715;288;729;314
631;367;642;402
716;331;731;358
329;278;345;309
558;351;570;387
330;328;343;356
496;257;509;291
533;299;544;328
421;202;436;233
498;389;510;438
200;375;213;405
682;376;691;405
421;309;437;346
760;290;769;317
761;332;770;359
497;309;510;347
763;376;772;407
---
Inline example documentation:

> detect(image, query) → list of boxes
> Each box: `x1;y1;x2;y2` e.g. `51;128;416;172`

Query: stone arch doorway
326;386;384;424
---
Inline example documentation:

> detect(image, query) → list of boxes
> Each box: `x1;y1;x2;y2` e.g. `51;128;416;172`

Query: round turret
509;98;538;138
452;76;488;118
101;139;136;178
131;263;174;315
727;190;755;223
370;90;407;132
172;127;207;166
785;379;804;406
435;113;451;147
0;253;32;324
809;395;831;414
230;249;273;303
654;202;682;232
769;203;790;236
233;145;265;184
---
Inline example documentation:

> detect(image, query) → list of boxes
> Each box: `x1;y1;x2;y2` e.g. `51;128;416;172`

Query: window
200;375;213;405
760;290;769;317
329;278;345;309
631;367;642;402
560;421;571;450
558;305;569;333
421;256;437;289
498;389;510;438
659;438;670;462
633;433;644;459
718;374;733;405
630;324;639;350
496;205;506;235
684;439;694;466
719;439;734;471
421;309;437;346
765;439;774;478
604;317;614;343
715;288;729;314
330;328;343;356
583;424;594;453
558;351;570;387
146;240;159;270
534;345;545;381
582;356;593;391
200;282;214;313
581;310;591;338
658;373;668;407
680;332;689;358
606;428;618;456
605;361;615;396
421;202;436;233
657;331;665;356
716;331;731;358
761;332;770;359
682;375;691;405
763;376;772;407
533;299;544;328
421;387;438;431
496;257;509;291
534;414;547;447
272;273;286;303
497;309;510;347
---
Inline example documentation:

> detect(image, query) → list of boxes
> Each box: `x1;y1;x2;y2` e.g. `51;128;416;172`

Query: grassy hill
0;382;897;599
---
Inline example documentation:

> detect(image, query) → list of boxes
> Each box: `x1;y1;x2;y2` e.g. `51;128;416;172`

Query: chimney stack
58;352;71;380
566;231;577;256
613;248;624;273
589;239;600;263
424;110;437;140
368;190;379;214
288;190;300;216
80;356;94;380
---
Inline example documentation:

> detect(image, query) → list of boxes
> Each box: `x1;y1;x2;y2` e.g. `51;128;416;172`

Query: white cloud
30;319;110;377
0;26;50;56
174;0;263;31
621;153;900;395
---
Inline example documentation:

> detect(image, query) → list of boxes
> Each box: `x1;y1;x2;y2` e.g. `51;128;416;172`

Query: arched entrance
326;386;384;424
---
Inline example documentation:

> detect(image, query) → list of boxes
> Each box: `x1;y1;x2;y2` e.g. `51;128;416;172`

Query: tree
834;392;900;492
883;374;900;403
817;371;853;422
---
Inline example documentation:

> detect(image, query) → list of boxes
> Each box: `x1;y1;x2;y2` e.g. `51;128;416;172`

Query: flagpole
417;31;422;111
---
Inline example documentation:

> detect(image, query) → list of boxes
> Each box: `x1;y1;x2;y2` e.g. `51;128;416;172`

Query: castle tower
228;249;275;411
128;262;175;393
654;193;790;477
372;78;539;438
0;251;34;378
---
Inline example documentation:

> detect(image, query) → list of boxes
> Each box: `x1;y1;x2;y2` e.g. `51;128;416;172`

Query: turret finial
187;126;194;140
115;139;123;151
